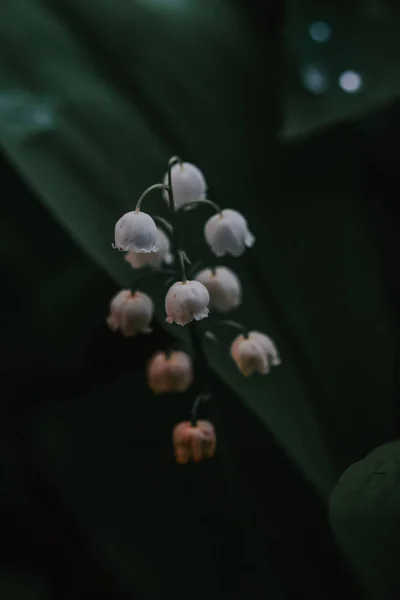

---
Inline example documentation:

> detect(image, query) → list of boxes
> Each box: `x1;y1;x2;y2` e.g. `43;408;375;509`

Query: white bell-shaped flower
195;266;241;313
204;209;255;257
114;210;158;253
165;280;209;326
163;162;207;209
230;331;281;376
106;289;154;336
125;228;173;269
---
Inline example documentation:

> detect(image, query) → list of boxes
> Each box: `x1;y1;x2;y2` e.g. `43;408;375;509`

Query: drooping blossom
106;289;153;336
204;209;255;257
147;351;193;394
163;162;207;209
195;266;241;312
125;228;173;269
172;420;216;464
230;331;281;376
114;210;158;252
165;280;209;326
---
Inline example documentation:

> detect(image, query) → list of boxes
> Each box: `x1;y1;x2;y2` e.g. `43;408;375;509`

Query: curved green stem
135;183;169;212
203;330;218;343
215;320;248;338
180;198;222;214
168;155;183;169
190;393;211;427
185;320;281;597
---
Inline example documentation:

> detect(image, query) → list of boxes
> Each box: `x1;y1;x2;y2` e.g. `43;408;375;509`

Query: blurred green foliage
330;441;400;600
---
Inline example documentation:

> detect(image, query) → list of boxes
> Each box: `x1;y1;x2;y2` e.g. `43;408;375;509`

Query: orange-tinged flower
231;331;281;376
147;351;193;394
106;289;153;337
172;420;216;464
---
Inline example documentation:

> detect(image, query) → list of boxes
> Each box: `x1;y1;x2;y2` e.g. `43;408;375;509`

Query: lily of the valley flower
114;210;158;252
230;331;281;376
172;420;216;464
163;161;207;209
106;289;153;336
195;266;241;313
125;228;173;269
165;280;209;326
147;351;193;394
204;209;255;257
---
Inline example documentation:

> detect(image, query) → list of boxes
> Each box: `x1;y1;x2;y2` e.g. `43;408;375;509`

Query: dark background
1;1;399;599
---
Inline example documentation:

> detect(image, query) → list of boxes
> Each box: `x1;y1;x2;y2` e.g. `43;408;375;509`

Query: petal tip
246;233;255;248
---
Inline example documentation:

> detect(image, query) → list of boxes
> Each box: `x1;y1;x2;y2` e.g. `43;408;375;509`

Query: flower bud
165;280;209;326
106;289;153;336
147;351;193;394
195;266;241;313
114;210;158;253
125;228;173;269
163;162;207;209
204;209;255;257
172;420;216;464
230;331;281;376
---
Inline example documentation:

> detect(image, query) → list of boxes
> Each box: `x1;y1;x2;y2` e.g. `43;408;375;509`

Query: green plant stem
178;250;187;283
213;319;248;338
179;198;222;214
166;156;186;275
135;183;169;211
166;159;177;212
186;320;282;598
189;394;210;427
164;155;278;596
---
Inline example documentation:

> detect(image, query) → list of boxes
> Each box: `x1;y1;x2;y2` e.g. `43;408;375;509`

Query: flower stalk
167;159;178;212
215;319;248;338
178;250;188;284
190;393;211;427
135;183;169;212
180;198;222;214
108;154;280;590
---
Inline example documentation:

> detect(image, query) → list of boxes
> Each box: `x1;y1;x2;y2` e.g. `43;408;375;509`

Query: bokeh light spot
338;71;362;93
309;21;332;43
301;66;329;94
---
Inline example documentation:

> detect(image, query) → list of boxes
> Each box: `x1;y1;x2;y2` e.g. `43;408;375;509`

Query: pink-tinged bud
231;331;281;376
165;280;209;326
163;162;207;209
147;351;193;394
195;266;241;313
204;209;255;257
172;420;216;464
106;290;153;336
114;210;158;252
125;228;173;269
